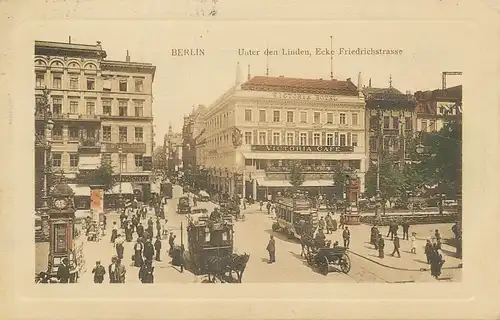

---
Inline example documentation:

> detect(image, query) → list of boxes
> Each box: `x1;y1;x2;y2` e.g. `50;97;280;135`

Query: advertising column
90;185;105;237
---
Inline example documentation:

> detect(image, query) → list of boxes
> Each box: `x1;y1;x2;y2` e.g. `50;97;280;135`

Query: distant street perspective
34;39;462;284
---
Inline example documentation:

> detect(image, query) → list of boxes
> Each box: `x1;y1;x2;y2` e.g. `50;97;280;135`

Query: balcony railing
35;113;101;121
78;139;101;150
267;166;336;173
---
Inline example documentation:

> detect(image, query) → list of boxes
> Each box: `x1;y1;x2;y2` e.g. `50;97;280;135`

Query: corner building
199;73;367;200
34;40;155;208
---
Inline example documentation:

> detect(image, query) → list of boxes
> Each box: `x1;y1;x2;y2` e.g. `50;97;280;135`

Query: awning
68;184;91;196
242;152;364;161
105;182;134;194
257;179;334;188
79;155;101;170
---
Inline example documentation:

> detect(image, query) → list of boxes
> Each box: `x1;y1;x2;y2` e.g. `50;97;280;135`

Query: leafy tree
90;163;116;192
365;151;406;203
331;165;355;199
289;161;305;192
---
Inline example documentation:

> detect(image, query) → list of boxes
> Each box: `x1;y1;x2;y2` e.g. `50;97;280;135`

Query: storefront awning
68;184;91;196
78;155;101;170
105;182;134;195
257;179;334;188
242;152;363;161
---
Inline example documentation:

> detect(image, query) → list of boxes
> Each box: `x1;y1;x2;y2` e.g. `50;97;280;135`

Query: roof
362;86;403;95
101;59;156;76
240;76;359;96
35;40;107;58
414;85;462;102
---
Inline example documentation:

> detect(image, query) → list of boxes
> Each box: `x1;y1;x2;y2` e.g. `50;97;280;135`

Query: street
35;185;461;283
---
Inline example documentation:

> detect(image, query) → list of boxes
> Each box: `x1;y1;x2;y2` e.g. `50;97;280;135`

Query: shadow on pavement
287;250;325;276
264;229;301;244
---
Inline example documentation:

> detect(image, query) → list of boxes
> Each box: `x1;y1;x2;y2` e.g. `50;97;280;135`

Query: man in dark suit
56;258;71;283
266;235;275;263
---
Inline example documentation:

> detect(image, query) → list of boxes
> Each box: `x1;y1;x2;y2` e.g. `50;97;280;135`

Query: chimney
96;41;101;46
369;78;372;88
247;64;251;80
235;62;242;86
346;77;351;82
357;72;362;92
68;36;72;44
126;50;130;62
279;75;284;78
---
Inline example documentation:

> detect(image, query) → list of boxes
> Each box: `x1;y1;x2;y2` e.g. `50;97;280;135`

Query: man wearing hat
143;238;155;262
56;257;71;283
92;260;106;284
108;256;118;283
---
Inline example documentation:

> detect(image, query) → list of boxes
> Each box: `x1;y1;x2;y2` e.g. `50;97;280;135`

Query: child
410;232;417;254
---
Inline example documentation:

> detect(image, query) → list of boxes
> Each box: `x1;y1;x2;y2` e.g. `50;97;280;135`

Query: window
326;133;334;146
69;154;79;168
103;126;111;142
393;117;399;130
272;132;280;145
339;113;346;125
119;101;128;116
245;109;252;122
119;127;128;142
86;77;95;90
52;153;62;167
119;79;128;92
101;153;112;166
52;98;62;114
383;116;390;129
369;137;377;152
69;100;78;114
313;133;321;146
299;133;307;146
273;110;280;122
69;77;79;89
405;117;412;130
244;132;252;145
134;155;143;169
52;74;62;89
258;132;266;145
339;134;346;146
36;74;45;88
352;113;358;126
334;132;339;145
134;101;144;117
429;120;436;132
352;134;358;147
135;127;143;142
135;79;144;92
102;100;112;116
86;101;96;115
287;111;294;123
286;133;294;145
314;112;321;124
300;111;307;123
68;127;79;141
119;154;127;172
327;112;334;124
52;125;62;139
259;110;266;122
347;132;352;146
421;120;428;132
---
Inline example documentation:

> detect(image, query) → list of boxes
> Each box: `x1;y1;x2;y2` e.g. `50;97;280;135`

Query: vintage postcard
1;0;500;319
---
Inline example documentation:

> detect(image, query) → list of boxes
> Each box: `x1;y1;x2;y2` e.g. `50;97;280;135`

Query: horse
300;233;315;258
229;253;250;283
204;255;233;283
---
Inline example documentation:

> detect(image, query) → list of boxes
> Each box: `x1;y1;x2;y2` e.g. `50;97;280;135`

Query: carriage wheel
321;256;329;275
340;254;351;274
306;252;314;265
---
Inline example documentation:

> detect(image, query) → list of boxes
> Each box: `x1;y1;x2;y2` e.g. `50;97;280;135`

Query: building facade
163;124;184;176
363;79;417;167
415;85;462;133
198;67;367;200
34;40;156;207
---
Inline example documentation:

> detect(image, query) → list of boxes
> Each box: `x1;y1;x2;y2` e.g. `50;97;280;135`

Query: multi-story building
363;78;417;167
197;64;367;200
34;39;156;208
181;105;207;185
163;124;183;175
415;85;462;133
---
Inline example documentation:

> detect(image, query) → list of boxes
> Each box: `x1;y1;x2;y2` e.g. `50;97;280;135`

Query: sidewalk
324;223;462;272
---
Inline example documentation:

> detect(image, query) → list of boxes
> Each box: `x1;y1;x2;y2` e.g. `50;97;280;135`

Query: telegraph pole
374;106;383;219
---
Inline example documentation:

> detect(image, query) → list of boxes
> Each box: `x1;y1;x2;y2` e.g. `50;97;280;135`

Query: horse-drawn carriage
304;239;351;275
272;194;318;239
183;210;250;283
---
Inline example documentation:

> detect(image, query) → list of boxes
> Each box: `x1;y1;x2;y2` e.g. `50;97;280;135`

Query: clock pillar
47;182;78;282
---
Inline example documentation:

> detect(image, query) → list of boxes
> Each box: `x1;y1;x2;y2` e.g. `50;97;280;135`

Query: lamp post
118;147;123;210
374;105;383;219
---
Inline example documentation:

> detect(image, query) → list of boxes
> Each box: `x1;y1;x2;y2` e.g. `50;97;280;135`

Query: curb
347;249;462;272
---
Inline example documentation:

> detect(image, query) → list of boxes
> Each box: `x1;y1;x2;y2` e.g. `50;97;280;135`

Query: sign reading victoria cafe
251;145;354;153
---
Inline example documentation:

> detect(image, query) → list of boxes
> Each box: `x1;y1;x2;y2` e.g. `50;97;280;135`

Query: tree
365;151;406;202
332;165;354;199
289;161;305;192
90;163;116;192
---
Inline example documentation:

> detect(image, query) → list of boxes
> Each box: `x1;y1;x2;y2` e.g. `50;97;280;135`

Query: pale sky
32;20;466;146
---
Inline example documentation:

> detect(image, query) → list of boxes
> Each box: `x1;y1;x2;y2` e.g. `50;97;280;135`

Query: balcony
267;165;335;173
35;113;101;122
78;139;102;153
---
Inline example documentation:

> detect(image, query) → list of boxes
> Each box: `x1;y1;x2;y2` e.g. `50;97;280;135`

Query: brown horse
229;253;250;283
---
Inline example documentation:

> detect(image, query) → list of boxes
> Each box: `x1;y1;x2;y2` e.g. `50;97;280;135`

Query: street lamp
118;147;123;210
415;144;425;155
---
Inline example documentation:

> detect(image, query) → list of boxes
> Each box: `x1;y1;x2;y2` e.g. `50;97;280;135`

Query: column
252;179;257;200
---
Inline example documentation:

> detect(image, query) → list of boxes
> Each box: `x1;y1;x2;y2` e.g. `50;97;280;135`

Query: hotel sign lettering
272;92;338;102
103;143;146;153
251;145;354;153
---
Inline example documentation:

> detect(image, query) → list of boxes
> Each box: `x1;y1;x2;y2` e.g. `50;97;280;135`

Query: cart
306;246;351;275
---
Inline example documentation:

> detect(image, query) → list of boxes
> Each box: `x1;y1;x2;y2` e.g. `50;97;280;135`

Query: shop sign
103;143;146;153
251;145;354;153
272;92;339;102
118;175;151;183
